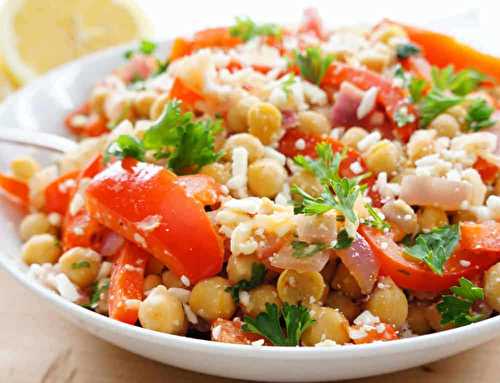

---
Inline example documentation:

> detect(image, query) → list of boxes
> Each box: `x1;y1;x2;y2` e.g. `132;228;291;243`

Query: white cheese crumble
295;138;306;150
212;325;222;339
349;161;363;175
180;275;191;287
133;233;147;248
251;339;265;347
314;339;338;347
357;131;381;152
54;274;80;302
136;215;162;232
168;288;191;303
459;260;472;268
357;86;378;119
239;290;250;306
227;146;249;196
183;303;198;324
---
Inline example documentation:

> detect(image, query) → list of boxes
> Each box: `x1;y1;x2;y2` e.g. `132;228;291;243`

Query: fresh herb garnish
242;303;315;346
394;105;416;127
105;134;145;162
403;224;460;275
225;263;266;303
465;98;495;131
431;66;485;96
291;241;328;258
229;17;282;42
292;143;367;228
107;101;223;174
292;47;334;85
437;277;485;326
396;43;421;59
71;261;91;270
408;77;426;103
364;204;391;231
419;89;463;128
281;73;296;96
333;229;354;249
124;39;158;59
84;279;110;310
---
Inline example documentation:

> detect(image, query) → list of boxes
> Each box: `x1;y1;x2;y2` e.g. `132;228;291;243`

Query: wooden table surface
0;268;498;383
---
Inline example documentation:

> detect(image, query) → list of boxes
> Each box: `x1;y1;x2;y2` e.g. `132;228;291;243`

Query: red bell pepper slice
85;159;224;283
321;63;418;142
175;174;223;207
64;102;108;137
460;221;500;254
0;172;29;205
350;322;398;344
108;242;149;324
360;225;497;292
44;170;79;215
473;156;499;184
169;77;203;109
395;21;500;82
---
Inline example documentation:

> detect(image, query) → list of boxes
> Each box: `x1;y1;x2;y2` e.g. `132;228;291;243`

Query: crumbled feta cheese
180;275;191;287
227;146;249;196
239;291;250;306
54;274;80;302
349;161;363;175
224;197;263;215
212;325;222;339
330;127;345;140
47;212;62;227
124;299;141;310
136;215;162;232
354;310;380;326
168;287;191;303
251;339;265;347
183;303;198;324
97;261;113;280
357;131;381;152
486;195;500;220
459;260;472;268
314;339;338;347
357;86;378;119
133;233;147;248
295;138;306;150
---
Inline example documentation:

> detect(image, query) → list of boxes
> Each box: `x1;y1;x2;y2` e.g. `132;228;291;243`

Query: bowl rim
0;39;499;358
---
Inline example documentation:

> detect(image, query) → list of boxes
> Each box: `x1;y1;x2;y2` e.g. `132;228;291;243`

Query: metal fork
0;128;78;153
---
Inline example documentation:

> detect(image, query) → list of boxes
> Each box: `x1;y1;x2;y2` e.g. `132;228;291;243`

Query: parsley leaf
105;134;145;162
291;241;328;258
364;204;391;231
333;229;354;249
292;47;334;85
394;105;416;127
242;303;315;346
437;277;485;326
71;261;91;270
142;100;223;173
431;66;485;96
84;279;110;310
403;224;460;275
225;263;266;303
408;77;426;103
229;17;281;42
419;89;463;128
396;43;421;59
465;98;495;132
124;39;158;59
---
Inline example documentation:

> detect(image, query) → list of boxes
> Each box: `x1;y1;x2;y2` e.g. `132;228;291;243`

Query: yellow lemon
0;55;14;100
0;0;153;86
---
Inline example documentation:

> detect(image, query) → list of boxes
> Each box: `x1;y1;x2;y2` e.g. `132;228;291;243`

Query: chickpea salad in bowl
1;9;500;348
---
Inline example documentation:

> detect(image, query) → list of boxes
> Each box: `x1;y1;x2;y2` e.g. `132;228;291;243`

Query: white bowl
0;42;499;382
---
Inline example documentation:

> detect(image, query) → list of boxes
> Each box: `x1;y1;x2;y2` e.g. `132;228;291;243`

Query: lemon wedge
0;0;153;86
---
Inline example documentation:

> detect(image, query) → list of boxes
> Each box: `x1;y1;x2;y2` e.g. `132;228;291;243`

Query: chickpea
189;277;236;321
484;262;500;312
90;86;109;115
407;304;432;335
226;96;260;133
19;213;52;242
145;257;164;275
297;111;331;136
10;156;39;181
243;285;282;317
21;234;61;265
331;263;362;299
134;91;157;118
223;133;265;163
381;199;418;237
425;304;453;332
247;102;283;145
451;209;477;224
149;93;169;121
226;254;262;284
248;159;287;198
429;113;460;138
446;105;467;126
277;270;326;305
301;306;350;346
326;291;361;322
407;130;436;162
341;127;369;148
139;285;187;335
366;277;408;328
371;24;407;44
161;270;184;288
200;162;231;185
359;48;392;72
144;274;162;293
58;247;102;288
363;139;399;174
290;170;323;198
418;207;448;232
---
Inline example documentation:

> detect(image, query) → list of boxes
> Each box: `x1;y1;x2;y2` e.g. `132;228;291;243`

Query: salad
1;9;499;347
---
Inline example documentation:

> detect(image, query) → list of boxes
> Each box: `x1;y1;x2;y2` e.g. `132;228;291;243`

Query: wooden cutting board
0;268;498;383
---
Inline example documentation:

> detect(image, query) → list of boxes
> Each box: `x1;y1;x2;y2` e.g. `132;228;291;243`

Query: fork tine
0;129;78;153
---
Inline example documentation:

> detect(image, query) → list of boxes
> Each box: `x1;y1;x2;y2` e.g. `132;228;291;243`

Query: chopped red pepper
64;102;108;137
0;172;29;205
473;156;499;184
169;77;203;109
44;170;79;215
